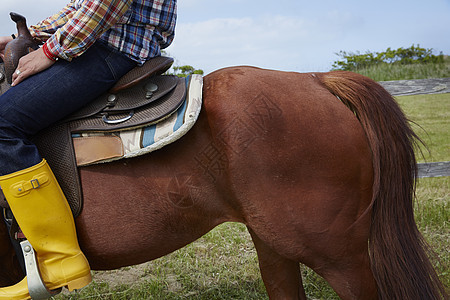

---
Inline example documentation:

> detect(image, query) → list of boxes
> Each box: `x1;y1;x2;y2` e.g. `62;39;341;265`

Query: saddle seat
109;56;174;94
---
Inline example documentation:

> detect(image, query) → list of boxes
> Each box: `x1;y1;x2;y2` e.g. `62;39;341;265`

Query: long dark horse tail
316;71;447;299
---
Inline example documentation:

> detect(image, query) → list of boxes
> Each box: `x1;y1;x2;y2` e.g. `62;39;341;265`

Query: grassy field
353;56;450;81
396;93;449;163
396;92;449;294
55;92;449;300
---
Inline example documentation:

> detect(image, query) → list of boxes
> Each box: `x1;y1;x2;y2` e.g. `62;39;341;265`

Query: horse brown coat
0;67;446;299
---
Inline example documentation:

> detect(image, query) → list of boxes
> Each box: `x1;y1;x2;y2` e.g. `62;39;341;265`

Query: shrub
332;45;445;71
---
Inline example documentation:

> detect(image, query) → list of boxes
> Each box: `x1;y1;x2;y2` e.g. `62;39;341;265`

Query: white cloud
1;0;448;75
165;13;365;73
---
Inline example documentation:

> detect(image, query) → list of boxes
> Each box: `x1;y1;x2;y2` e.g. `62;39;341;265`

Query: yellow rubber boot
0;159;91;299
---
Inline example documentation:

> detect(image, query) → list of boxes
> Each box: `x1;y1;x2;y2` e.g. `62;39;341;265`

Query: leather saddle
0;13;187;217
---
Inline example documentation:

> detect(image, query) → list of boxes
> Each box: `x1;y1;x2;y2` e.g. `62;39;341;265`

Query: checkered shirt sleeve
29;0;177;64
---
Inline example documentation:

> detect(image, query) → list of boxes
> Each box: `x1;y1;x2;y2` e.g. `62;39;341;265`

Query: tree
172;65;204;77
332;45;444;71
161;50;204;77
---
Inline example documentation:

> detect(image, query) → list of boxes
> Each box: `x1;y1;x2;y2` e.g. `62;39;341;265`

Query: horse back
202;66;372;183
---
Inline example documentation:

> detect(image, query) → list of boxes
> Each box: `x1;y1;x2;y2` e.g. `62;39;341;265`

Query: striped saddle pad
72;74;203;166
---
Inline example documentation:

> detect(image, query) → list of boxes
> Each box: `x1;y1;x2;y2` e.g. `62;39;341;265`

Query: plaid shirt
30;0;177;64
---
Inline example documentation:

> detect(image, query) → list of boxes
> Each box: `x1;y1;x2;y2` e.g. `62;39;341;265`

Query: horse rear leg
309;250;377;300
248;227;306;300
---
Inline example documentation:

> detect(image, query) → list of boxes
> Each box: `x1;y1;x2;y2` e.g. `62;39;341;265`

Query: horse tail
316;71;447;299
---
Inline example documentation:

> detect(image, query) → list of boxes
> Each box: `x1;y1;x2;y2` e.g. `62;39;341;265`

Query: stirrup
20;240;62;299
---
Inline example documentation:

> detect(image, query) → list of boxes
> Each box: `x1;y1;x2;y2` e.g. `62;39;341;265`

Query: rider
0;0;176;298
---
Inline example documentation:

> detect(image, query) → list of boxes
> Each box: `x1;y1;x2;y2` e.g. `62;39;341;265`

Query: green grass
54;93;449;300
396;93;450;162
354;57;450;81
415;177;449;290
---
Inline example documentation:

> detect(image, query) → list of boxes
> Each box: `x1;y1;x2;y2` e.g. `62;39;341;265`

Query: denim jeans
0;41;136;175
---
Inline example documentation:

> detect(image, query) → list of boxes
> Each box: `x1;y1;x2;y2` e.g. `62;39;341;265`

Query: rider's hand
11;47;55;86
0;36;14;60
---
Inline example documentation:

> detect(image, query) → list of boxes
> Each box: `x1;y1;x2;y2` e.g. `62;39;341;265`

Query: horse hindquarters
204;68;377;299
317;71;447;299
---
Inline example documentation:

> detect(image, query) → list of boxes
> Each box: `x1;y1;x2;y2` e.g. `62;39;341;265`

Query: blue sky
1;0;449;74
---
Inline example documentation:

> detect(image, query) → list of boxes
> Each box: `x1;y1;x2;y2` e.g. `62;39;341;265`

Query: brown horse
0;67;447;299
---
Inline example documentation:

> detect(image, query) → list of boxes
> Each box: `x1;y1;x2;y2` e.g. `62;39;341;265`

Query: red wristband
42;43;58;61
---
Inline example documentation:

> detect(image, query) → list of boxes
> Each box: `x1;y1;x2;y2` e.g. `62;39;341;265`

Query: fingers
11;56;31;86
11;68;27;86
11;48;55;87
0;36;13;60
0;36;13;51
11;62;31;86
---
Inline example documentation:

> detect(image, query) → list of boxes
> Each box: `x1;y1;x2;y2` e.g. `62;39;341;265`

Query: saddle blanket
72;74;203;166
